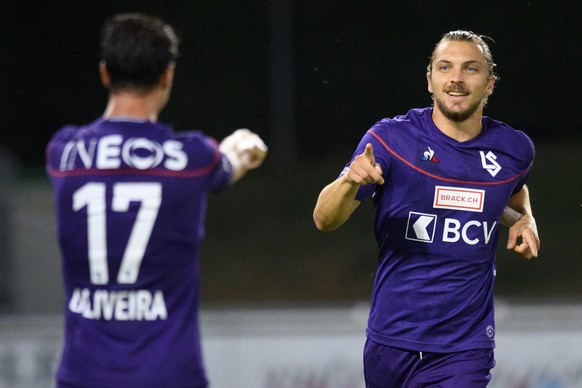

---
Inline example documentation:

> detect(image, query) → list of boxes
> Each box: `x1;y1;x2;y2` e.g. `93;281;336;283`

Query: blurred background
0;0;580;387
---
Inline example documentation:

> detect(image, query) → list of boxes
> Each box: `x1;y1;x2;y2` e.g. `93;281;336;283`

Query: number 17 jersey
46;117;233;387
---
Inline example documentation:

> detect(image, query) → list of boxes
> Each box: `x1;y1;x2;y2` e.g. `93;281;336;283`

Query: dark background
2;0;581;165
1;0;580;306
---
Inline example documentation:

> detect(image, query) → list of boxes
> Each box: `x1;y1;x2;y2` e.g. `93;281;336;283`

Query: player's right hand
220;128;268;170
345;143;385;186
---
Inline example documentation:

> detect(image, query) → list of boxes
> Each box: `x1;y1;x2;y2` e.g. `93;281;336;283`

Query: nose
449;68;464;83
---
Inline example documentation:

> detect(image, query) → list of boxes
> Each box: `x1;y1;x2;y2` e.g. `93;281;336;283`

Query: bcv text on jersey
406;212;498;246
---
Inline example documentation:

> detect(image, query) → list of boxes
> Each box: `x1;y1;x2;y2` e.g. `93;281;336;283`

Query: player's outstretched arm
504;185;540;259
313;143;384;232
219;129;268;184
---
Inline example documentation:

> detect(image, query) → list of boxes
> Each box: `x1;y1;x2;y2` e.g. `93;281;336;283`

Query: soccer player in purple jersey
46;13;267;388
313;30;540;387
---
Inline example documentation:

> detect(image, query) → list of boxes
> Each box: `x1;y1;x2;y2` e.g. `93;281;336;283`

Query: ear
159;64;175;89
426;71;434;94
99;61;111;88
486;76;496;96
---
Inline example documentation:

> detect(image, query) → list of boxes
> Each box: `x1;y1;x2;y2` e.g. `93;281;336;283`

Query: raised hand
345;143;385;186
219;128;268;182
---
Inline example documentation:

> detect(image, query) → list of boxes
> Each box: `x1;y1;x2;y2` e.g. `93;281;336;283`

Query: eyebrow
436;59;483;67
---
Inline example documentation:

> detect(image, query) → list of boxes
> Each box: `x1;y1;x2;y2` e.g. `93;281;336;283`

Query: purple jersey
343;108;534;353
46;117;233;387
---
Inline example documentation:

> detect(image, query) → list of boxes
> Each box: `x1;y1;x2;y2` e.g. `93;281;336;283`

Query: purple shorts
363;338;495;387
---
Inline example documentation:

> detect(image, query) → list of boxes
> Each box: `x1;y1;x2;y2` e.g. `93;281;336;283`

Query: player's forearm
500;206;522;227
223;155;248;184
313;176;361;231
501;185;533;227
507;185;533;216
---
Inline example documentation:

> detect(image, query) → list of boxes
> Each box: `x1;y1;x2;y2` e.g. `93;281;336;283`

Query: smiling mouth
446;91;469;97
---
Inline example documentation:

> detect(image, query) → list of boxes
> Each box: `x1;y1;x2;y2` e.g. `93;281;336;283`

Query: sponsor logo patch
405;212;437;243
433;186;485;212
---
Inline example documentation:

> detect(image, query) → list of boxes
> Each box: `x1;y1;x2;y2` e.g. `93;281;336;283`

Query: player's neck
431;108;483;142
102;91;162;122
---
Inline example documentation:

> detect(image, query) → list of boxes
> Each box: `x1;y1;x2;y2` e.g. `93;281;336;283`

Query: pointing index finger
364;143;375;163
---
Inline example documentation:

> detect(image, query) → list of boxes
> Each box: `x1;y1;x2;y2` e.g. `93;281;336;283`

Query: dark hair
427;30;498;81
100;13;180;92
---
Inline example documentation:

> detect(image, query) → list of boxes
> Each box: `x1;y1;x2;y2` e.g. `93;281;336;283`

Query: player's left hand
506;214;540;259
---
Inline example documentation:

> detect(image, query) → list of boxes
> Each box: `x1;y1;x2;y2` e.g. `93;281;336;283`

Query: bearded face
432;83;485;122
427;41;495;123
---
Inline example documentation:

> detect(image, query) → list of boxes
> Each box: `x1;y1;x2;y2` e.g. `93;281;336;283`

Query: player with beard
313;30;540;387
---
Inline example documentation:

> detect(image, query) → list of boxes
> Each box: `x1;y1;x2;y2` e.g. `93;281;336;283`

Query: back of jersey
47;118;231;387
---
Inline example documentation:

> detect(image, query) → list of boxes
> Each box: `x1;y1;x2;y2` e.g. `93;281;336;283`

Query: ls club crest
479;151;501;177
